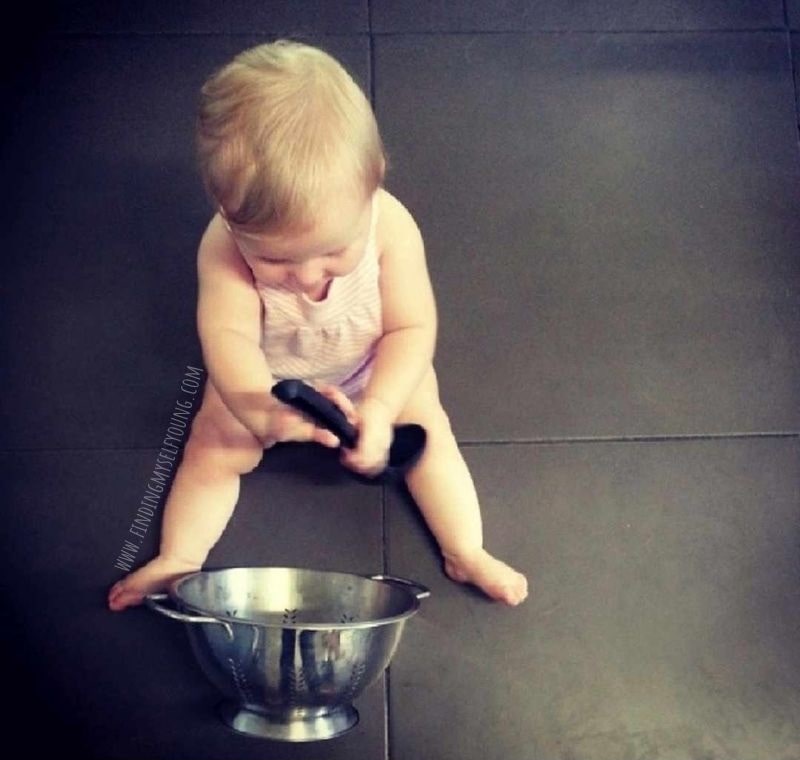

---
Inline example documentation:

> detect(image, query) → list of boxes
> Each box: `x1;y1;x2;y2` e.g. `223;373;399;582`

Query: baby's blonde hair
196;40;385;233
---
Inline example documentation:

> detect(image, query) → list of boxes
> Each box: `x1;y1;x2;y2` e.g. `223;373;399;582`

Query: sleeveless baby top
254;194;382;399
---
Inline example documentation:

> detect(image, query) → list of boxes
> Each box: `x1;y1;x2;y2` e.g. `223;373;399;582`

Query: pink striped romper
256;195;382;401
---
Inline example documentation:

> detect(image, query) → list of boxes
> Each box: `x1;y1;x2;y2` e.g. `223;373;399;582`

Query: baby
108;40;528;611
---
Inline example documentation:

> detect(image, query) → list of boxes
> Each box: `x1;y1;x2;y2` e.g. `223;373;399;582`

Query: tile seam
384;667;392;760
787;20;800;154
40;28;787;39
368;4;376;111
459;432;800;447
369;28;786;37
3;432;798;454
38;30;373;40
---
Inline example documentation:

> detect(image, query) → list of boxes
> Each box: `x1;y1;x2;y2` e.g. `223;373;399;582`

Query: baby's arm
197;216;346;447
366;192;437;419
341;192;436;474
197;215;344;449
196;214;276;442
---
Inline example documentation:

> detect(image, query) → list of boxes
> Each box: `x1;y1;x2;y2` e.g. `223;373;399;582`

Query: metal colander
146;567;429;742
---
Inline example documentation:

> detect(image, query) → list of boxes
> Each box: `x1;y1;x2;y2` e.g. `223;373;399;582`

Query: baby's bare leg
108;381;263;611
399;368;528;606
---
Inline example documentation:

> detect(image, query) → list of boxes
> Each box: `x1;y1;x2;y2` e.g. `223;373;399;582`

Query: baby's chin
293;279;332;300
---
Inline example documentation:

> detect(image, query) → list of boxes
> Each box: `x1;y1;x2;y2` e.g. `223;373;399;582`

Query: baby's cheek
257;265;284;283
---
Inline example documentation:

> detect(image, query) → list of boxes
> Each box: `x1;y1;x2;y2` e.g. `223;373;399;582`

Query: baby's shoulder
375;189;423;259
197;212;254;282
198;212;233;260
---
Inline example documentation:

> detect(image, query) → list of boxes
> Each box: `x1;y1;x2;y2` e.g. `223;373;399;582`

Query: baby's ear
218;208;233;232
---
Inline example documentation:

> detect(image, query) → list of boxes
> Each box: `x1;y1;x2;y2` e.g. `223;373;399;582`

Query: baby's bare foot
444;548;528;606
108;555;200;611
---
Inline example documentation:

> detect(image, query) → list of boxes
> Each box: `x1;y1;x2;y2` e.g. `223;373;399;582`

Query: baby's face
226;192;373;300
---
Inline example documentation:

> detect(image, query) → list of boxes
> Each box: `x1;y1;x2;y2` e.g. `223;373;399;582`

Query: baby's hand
266;385;349;448
340;396;394;477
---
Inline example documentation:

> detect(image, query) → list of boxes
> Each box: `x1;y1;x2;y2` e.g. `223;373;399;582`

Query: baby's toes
108;582;143;611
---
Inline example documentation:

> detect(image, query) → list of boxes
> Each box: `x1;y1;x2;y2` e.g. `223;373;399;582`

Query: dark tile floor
3;2;799;758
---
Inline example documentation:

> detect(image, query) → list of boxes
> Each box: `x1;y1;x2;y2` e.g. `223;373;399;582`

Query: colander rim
167;566;425;630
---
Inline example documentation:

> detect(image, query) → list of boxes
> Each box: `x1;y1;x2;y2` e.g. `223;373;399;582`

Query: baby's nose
293;260;323;286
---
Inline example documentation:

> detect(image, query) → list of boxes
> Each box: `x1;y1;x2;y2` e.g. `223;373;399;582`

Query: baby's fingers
317;384;358;425
310;427;341;449
270;407;339;447
340;447;386;477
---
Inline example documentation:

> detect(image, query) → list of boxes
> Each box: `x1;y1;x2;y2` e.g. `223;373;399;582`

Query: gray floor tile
789;1;800;29
1;35;370;451
2;447;387;758
375;33;800;440
386;438;800;759
372;0;784;32
35;0;367;34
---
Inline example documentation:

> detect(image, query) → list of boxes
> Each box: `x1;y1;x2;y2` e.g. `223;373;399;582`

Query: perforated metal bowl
146;567;429;742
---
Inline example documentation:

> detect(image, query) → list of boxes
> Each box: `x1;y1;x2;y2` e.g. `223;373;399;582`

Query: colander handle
369;574;431;600
145;593;234;640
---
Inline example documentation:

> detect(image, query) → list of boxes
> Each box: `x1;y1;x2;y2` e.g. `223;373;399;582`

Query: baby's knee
184;413;263;476
419;400;455;444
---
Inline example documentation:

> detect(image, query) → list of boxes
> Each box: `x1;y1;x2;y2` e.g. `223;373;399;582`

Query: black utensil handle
271;379;358;448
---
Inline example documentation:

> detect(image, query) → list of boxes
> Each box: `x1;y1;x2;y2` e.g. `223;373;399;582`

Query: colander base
218;700;359;742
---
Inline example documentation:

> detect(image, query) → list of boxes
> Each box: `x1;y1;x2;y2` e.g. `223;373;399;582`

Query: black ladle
271;379;427;483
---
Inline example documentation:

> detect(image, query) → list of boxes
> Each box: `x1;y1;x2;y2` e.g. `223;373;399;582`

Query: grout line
380;441;393;759
384;667;392;760
368;5;376;110
381;482;388;575
381;424;392;760
41;30;372;39
369;27;788;37
784;0;791;29
41;27;789;40
787;19;800;155
458;431;800;447
3;431;798;455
